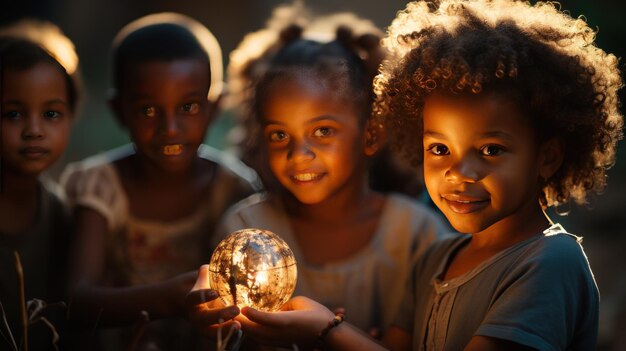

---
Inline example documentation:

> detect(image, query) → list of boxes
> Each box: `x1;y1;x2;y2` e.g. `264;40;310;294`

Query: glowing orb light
208;228;297;312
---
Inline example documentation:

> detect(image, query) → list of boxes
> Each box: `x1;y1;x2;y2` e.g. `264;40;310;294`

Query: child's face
114;58;212;173
1;63;71;176
422;93;545;235
261;76;371;204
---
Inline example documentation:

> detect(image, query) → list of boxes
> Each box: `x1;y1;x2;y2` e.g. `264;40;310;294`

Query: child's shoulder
62;144;133;176
224;192;275;220
215;192;287;244
498;225;597;292
59;146;130;224
41;178;67;207
60;145;130;192
197;144;262;191
521;226;592;272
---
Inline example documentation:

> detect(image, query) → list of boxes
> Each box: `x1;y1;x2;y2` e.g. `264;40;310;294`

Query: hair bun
356;33;381;51
279;24;303;43
336;25;354;47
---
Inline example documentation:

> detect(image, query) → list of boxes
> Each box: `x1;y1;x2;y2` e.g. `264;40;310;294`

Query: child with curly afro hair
375;0;622;209
221;1;623;350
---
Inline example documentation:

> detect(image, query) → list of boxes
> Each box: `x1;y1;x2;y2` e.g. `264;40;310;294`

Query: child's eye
141;106;157;118
2;110;22;120
181;103;200;115
480;144;504;156
313;127;334;138
426;144;449;156
43;110;61;120
268;131;288;142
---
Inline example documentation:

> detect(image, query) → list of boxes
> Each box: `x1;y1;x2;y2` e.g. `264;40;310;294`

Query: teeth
293;173;319;181
163;144;183;155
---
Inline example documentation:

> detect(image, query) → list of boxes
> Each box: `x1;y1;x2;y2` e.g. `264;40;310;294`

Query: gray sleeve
476;235;599;350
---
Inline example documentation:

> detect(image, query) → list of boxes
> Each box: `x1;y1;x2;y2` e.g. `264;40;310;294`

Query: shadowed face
115;58;212;174
1;62;71;176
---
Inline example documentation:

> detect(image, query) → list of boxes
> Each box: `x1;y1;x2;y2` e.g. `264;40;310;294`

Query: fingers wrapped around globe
186;265;241;337
187;228;298;338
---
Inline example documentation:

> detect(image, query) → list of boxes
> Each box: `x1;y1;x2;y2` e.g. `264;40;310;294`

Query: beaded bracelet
314;313;345;350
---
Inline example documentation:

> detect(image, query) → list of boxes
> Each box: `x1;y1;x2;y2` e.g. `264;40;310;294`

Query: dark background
2;1;624;349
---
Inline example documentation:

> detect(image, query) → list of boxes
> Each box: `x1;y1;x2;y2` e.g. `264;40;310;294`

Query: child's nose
445;156;480;184
159;112;180;137
22;115;44;139
287;139;315;163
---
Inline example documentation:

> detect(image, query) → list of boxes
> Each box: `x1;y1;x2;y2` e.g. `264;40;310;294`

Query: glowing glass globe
208;228;297;312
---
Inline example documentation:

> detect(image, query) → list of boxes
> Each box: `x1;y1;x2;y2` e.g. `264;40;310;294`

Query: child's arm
68;206;195;326
238;296;411;351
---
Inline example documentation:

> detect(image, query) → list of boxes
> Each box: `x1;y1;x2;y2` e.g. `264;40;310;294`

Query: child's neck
444;203;550;281
0;171;40;235
130;154;203;186
115;154;214;222
471;206;549;250
283;183;373;223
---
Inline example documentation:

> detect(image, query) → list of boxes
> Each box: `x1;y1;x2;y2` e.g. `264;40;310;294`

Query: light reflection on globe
208;228;297;312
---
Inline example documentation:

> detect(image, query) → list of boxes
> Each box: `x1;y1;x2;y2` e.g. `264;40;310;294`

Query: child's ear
538;137;564;180
107;88;126;128
364;119;386;156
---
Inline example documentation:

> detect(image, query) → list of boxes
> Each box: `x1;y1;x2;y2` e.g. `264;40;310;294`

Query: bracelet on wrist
314;312;345;350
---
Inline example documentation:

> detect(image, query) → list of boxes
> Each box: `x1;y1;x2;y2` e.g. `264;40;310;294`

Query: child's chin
448;218;490;235
291;192;326;205
12;160;53;177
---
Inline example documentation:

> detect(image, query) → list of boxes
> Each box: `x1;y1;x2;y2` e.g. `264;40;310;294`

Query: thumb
186;265;218;306
241;307;280;326
192;264;211;291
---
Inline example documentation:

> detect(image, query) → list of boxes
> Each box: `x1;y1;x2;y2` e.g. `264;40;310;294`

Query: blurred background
2;0;624;349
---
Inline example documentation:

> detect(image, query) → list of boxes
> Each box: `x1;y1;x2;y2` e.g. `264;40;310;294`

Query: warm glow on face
208;228;297;311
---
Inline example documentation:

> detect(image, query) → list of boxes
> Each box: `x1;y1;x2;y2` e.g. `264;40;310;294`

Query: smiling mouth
163;144;183;156
442;197;490;214
291;173;323;182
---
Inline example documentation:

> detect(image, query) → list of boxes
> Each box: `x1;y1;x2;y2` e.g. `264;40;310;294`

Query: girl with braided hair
193;4;445;339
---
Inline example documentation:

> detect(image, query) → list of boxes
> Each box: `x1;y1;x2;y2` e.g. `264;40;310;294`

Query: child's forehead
3;62;68;93
267;70;353;102
115;61;210;104
427;89;526;113
424;92;532;130
119;58;209;84
122;56;207;73
267;75;360;111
